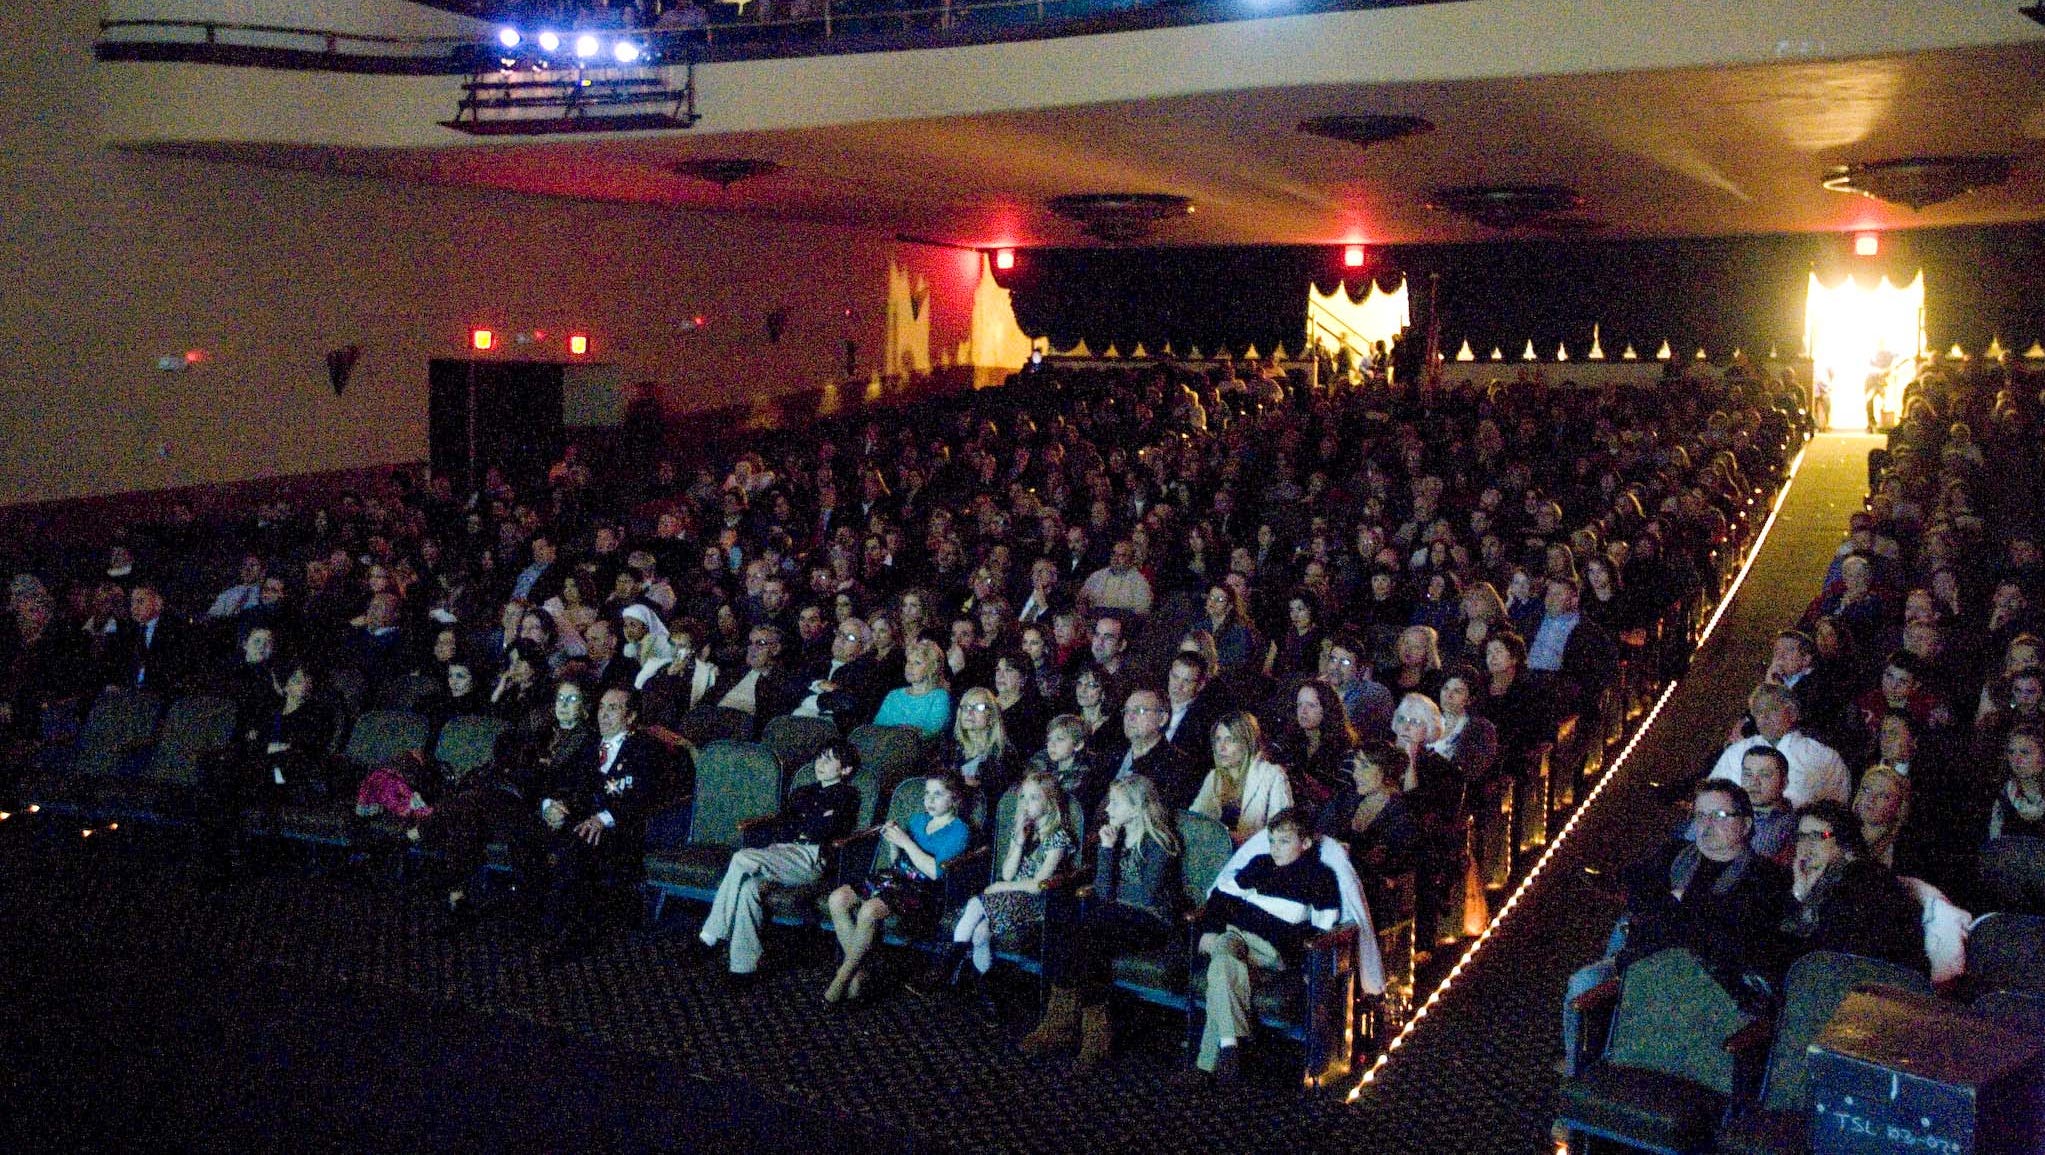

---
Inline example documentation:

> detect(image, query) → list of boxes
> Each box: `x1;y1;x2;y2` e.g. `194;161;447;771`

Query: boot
908;943;970;999
1019;986;1079;1056
1074;1003;1113;1070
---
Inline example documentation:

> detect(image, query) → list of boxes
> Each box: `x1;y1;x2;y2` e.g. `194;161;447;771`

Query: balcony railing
98;0;1448;70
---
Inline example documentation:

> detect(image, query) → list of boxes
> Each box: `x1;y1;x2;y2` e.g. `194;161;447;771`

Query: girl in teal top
825;771;971;1003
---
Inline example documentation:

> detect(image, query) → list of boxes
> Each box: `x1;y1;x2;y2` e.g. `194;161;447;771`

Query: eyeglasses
1795;828;1836;843
836;631;864;642
1328;656;1356;667
1123;705;1163;716
1695;808;1749;822
963;703;995;713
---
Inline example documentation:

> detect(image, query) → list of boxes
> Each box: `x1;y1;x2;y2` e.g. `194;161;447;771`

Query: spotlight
1854;231;1880;257
472;329;495;351
497;26;521;49
574;33;600;59
613;39;641;64
1343;244;1365;268
537;29;561;52
568;334;590;355
995;248;1015;270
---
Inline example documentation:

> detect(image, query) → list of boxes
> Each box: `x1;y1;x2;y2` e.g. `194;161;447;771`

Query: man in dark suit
1014;557;1068;626
1162;651;1226;778
1107;688;1197;812
537;686;666;959
705;624;801;735
112;582;190;694
791;616;883;733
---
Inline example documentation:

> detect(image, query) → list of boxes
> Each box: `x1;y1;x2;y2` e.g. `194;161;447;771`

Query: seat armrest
734;814;777;832
1569;975;1623;1014
1304;921;1357;955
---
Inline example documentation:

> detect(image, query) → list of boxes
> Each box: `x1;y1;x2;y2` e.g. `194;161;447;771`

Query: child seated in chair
696;738;864;980
1193;806;1341;1084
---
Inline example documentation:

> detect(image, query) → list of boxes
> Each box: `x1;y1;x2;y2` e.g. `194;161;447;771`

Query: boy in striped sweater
1193;807;1342;1083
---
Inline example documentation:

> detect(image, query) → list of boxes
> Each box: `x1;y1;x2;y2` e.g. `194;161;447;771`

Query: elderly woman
1394;692;1473;950
872;638;953;737
1380;625;1445;702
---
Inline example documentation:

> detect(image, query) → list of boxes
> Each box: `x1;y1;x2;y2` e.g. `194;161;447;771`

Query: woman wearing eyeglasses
932;685;1019;832
1776;800;1928;977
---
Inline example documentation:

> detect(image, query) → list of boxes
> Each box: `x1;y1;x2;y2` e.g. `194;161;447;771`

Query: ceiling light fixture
1821;156;2013;210
1427;185;1602;231
1296;114;1436;149
672;157;784;189
1047;193;1194;243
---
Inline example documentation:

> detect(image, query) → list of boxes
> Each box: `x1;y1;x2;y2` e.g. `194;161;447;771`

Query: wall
0;0;979;508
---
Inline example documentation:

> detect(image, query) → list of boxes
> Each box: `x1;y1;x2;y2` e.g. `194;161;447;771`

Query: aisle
1335;433;1880;1151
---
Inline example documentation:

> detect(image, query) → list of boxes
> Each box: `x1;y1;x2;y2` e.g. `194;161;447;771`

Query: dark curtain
991;223;2045;361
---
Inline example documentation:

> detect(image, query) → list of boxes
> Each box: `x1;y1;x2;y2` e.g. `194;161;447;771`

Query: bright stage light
613;40;642;64
497;26;521;49
537;30;561;52
575;34;600;58
568;334;590;355
995;248;1015;270
1343;244;1366;268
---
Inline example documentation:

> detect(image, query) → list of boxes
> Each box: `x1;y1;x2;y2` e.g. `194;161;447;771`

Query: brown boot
1019;986;1079;1056
1074;1003;1112;1070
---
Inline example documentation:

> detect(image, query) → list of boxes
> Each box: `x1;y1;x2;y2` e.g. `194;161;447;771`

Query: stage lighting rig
443;25;697;137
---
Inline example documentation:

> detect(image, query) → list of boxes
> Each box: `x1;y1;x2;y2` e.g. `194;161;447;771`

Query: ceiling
146;38;2045;248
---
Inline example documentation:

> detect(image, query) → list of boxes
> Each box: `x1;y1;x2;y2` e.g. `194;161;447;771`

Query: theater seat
1555;947;1753;1154
641;739;781;920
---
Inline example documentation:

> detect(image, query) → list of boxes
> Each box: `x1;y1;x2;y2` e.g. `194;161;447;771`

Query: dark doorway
428;359;566;492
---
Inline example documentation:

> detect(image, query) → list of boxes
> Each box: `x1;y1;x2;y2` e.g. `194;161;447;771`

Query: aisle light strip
1346;442;1809;1101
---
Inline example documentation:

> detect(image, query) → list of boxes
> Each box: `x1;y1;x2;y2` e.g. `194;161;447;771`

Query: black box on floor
1808;984;2045;1155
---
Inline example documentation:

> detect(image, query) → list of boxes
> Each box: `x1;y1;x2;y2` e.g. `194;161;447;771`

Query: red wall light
568;334;589;356
1343;245;1366;268
471;329;495;351
1854;232;1879;257
994;248;1016;271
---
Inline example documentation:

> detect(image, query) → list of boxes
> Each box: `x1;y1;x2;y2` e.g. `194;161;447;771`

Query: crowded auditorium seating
2;357;1809;1080
1554;358;2045;1151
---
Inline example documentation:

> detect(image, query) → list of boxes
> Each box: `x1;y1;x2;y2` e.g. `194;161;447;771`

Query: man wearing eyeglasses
792;616;881;731
1321;632;1393;740
1558;780;1788;1074
707;624;799;735
1111;689;1195;811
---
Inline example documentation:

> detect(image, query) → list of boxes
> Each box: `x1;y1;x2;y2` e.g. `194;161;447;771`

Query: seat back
324;666;369;723
375;673;441;713
73;689;165;778
433;714;508;786
142;695;238;786
1602;947;1755;1095
1965;911;2045;994
678;705;752;747
1177;810;1237;909
787;758;882;827
849;724;928;797
869;776;934;875
762;715;838;782
685;739;782;851
1759;951;1933;1113
1977;836;2045;914
339;709;431;774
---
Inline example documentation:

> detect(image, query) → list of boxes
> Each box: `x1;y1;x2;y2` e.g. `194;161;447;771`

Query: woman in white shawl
619;603;676;689
1193;711;1295;845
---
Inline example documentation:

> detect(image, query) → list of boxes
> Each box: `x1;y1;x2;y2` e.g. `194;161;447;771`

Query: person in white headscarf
619;604;675;689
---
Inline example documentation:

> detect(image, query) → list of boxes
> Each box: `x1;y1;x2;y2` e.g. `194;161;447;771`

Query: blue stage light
497;26;521;48
537;29;561;52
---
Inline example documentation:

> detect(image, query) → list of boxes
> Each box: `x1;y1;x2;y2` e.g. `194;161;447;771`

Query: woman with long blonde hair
1022;774;1182;1069
1192;710;1294;844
